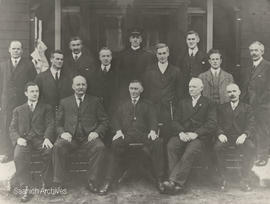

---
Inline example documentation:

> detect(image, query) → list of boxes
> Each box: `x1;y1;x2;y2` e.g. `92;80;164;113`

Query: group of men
0;29;269;202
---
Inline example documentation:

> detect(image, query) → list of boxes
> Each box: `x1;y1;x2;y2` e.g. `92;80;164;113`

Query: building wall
240;0;270;67
0;0;30;62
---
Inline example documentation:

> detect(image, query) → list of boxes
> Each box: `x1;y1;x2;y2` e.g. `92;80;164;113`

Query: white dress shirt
210;67;221;77
28;100;38;112
101;64;111;72
231;100;239;110
72;52;82;60
131;96;140;105
75;94;85;107
192;95;201;107
188;46;198;57
253;57;263;68
158;62;168;74
50;68;60;80
131;46;140;51
11;57;21;67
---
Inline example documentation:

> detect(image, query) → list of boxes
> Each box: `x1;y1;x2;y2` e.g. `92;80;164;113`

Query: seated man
9;82;54;202
52;75;113;195
164;78;217;194
214;83;256;192
111;80;165;193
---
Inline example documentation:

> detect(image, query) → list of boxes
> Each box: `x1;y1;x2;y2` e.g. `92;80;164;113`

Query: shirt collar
11;57;21;63
192;94;201;102
231;100;239;109
75;94;85;101
131;46;140;50
131;96;140;104
253;57;263;67
158;62;168;74
28;100;38;108
210;68;221;75
50;67;60;77
101;64;111;71
189;46;198;56
72;52;82;59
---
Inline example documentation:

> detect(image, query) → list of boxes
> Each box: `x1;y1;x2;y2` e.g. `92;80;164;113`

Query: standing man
9;82;54;202
52;75;113;195
163;78;216;194
199;49;234;104
214;83;255;192
177;31;208;94
241;41;270;166
35;50;73;112
0;40;37;162
111;80;165;193
87;47;119;117
144;43;184;143
64;36;96;79
117;29;154;100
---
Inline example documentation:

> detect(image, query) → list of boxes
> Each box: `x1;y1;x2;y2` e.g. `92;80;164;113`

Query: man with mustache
241;41;270;166
214;83;256;192
199;49;234;105
64;36;96;79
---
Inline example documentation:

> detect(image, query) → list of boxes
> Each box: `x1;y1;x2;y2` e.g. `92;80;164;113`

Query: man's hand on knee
42;138;53;149
218;134;228;143
88;132;99;142
148;130;158;141
112;130;124;141
17;137;27;146
61;132;72;142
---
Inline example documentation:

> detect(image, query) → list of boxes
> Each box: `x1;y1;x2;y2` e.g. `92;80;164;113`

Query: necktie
103;66;107;73
74;54;78;61
55;71;59;81
29;103;34;112
13;59;18;67
132;99;136;120
232;103;237;110
78;97;82;108
132;99;136;105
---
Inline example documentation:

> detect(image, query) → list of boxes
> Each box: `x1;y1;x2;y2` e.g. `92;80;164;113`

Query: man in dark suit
214;83;255;192
241;41;270;166
35;50;73;112
64;36;96;79
163;78;217;194
9;82;54;202
87;47;119;117
199;49;234;104
0;41;37;162
52;75;113;195
177;31;208;95
143;43;184;143
111;80;165;193
117;29;154;100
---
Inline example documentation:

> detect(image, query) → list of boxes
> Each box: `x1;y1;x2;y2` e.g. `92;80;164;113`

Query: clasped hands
61;132;99;142
179;132;198;142
112;130;158;141
218;133;247;145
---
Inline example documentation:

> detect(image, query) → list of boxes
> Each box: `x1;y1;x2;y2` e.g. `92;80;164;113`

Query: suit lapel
31;102;42;122
218;70;226;85
251;60;265;80
233;102;242;117
21;103;31;131
205;70;214;86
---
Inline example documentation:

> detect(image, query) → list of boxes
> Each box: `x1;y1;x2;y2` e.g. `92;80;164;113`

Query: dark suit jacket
117;47;155;99
64;50;96;79
35;69;73;109
241;59;270;109
177;49;208;94
0;58;37;112
199;69;234;104
172;96;217;140
56;94;109;138
217;102;255;139
143;63;184;122
87;62;119;116
9;102;55;146
113;98;157;142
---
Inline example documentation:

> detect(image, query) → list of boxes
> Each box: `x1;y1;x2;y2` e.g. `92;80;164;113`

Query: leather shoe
255;158;268;166
98;182;110;196
173;184;183;194
220;180;228;192
157;179;166;194
20;186;33;203
87;180;98;194
240;182;252;192
163;180;176;194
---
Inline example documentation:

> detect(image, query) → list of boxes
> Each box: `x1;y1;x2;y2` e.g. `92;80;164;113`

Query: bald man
0;41;37;162
52;75;113;195
215;83;256;192
163;78;217;194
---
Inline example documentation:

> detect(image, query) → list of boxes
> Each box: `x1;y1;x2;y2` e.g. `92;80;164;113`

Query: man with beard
214;83;255;192
64;36;96;79
0;41;37;162
241;41;270;166
117;29;154;100
199;49;234;105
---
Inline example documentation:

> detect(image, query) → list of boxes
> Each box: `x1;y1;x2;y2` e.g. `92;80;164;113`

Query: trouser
167;137;203;186
0;109;14;156
214;138;255;182
111;137;165;180
52;137;113;185
14;137;52;186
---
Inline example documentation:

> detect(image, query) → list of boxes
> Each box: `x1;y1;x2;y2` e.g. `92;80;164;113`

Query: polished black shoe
240;182;252;192
255;158;268;166
220;180;228;192
157;179;166;194
20;186;33;203
87;180;98;194
98;182;110;196
163;180;176;195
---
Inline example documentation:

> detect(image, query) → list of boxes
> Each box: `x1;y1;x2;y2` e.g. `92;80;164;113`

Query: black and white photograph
0;0;270;203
